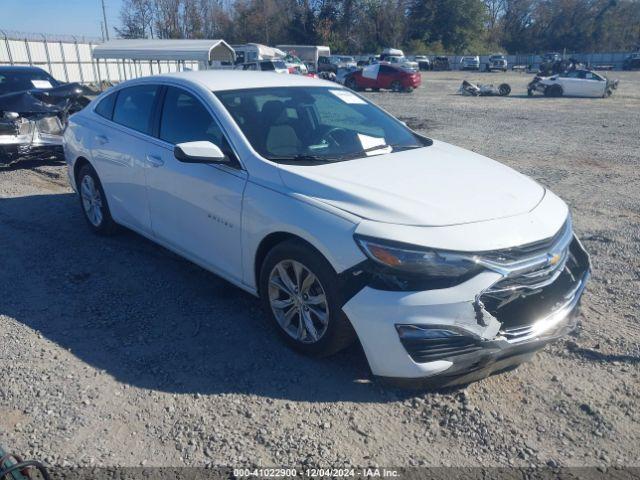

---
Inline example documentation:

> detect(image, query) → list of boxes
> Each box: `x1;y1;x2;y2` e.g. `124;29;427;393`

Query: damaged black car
0;66;91;168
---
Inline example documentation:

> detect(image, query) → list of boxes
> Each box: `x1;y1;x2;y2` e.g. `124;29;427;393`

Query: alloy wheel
80;174;104;227
268;259;330;344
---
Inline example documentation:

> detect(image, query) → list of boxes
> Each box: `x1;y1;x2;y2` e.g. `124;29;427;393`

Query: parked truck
276;45;331;73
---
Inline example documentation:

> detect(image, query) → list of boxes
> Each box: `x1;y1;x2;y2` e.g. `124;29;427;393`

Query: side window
379;65;394;74
112;85;159;134
95;91;117;120
159;86;229;153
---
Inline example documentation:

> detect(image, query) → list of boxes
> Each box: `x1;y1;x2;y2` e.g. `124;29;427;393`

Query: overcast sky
2;0;123;39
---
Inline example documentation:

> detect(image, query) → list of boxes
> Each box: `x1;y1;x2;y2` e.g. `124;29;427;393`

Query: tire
545;84;563;97
527;88;534;97
391;80;402;92
498;83;511;96
77;163;118;235
372;87;380;92
259;239;356;357
404;86;414;93
345;77;358;91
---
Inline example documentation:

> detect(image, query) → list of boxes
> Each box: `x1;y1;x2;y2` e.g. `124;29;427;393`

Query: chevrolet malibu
63;71;590;386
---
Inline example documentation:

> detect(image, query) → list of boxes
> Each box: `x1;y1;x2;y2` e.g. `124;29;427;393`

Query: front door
144;86;247;282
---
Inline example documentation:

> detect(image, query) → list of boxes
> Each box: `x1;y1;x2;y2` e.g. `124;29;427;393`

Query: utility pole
101;0;110;40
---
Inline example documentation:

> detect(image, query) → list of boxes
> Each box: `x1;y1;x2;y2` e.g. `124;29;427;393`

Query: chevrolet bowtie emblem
548;253;561;265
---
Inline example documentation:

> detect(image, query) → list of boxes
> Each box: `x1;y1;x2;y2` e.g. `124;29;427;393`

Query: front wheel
545;84;563;97
391;80;402;92
260;240;356;356
77;164;118;235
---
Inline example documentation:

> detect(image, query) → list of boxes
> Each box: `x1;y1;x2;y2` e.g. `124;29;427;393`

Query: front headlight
36;116;64;135
354;235;480;278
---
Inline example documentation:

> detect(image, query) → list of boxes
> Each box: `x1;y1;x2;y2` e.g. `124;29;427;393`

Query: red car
344;63;421;92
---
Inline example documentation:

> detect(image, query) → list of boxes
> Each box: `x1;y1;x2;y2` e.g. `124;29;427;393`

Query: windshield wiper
340;143;423;160
266;154;336;164
265;144;424;164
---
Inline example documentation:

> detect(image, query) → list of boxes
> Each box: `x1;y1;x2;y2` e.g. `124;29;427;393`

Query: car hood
277;140;545;227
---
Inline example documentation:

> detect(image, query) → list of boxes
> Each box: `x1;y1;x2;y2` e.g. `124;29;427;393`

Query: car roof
133;70;338;91
0;66;52;75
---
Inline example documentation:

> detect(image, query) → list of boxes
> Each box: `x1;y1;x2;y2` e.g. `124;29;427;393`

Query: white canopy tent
92;39;235;67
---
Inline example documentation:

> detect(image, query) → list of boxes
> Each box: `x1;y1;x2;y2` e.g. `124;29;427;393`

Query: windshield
338;57;355;63
215;86;430;164
0;70;59;95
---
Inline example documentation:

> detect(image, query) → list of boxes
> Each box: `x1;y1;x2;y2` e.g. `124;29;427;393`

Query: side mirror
174;141;227;164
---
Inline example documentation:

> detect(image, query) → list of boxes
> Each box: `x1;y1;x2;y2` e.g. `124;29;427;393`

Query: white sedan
63;71;590;386
528;69;618;97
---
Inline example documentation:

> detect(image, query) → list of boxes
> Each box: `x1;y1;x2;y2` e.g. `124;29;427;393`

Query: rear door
143;85;247;281
89;84;160;234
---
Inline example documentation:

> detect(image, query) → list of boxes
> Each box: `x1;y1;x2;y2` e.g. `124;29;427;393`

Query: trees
115;0;640;54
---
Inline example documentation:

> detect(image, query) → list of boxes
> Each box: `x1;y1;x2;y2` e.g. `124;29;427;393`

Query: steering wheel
318;127;351;148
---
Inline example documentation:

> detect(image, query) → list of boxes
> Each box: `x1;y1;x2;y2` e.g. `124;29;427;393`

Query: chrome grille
481;219;571;263
480;218;573;299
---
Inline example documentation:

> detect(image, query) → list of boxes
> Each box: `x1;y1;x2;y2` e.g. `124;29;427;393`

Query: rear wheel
259;239;356;356
345;77;358;91
77;164;118;235
391;80;402;92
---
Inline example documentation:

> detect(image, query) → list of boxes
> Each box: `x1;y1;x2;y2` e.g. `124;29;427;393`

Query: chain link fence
0;30;199;85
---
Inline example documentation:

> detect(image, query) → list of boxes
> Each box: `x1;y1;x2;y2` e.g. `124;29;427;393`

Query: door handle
95;134;109;145
146;154;164;167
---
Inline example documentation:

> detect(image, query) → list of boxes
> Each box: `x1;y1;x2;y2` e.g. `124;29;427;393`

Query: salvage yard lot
0;71;638;468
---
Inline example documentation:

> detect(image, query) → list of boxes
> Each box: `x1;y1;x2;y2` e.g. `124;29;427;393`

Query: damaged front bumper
0;114;65;167
342;234;590;387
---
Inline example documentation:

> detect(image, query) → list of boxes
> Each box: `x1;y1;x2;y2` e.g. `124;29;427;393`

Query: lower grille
398;330;482;363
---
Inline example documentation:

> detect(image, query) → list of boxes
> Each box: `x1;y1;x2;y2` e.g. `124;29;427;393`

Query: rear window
112;85;159;135
260;61;275;71
94;91;117;120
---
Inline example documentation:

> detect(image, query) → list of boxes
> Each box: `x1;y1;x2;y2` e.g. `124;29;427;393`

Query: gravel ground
0;71;639;470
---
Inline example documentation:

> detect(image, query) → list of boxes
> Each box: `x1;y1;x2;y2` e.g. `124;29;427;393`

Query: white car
385;56;419;71
63;71;590;386
236;60;289;74
528;69;617;97
460;56;480;70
